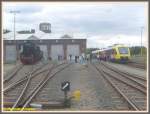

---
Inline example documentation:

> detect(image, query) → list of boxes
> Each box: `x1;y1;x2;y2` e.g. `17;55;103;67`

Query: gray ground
3;60;147;111
35;62;123;111
131;55;147;64
3;63;19;76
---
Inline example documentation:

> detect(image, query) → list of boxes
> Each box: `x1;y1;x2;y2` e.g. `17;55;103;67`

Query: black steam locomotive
20;41;43;64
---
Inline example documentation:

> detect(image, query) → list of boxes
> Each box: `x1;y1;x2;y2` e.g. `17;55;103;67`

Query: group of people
69;54;80;63
69;53;92;63
47;53;93;63
92;54;112;62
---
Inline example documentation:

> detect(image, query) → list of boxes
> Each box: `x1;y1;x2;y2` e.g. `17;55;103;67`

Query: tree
129;46;147;56
85;48;99;55
3;29;11;34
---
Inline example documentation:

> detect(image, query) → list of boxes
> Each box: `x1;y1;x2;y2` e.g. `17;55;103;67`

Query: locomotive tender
92;44;131;63
20;41;43;64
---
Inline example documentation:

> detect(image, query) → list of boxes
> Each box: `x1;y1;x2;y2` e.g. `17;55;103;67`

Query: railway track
92;62;147;111
3;61;71;111
3;62;52;106
100;62;147;89
127;62;146;70
101;61;146;83
3;62;50;88
3;64;24;83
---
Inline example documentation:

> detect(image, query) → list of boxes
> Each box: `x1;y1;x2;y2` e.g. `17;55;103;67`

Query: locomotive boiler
20;41;43;64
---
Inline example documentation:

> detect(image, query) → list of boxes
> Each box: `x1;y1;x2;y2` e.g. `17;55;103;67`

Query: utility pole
140;27;144;56
10;11;20;63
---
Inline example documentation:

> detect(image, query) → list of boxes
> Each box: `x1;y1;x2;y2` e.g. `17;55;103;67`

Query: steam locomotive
20;41;43;64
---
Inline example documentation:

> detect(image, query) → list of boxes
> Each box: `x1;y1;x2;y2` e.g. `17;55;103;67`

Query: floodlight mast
10;11;20;62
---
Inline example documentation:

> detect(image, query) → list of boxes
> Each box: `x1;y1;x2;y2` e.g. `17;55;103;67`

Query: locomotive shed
3;38;86;63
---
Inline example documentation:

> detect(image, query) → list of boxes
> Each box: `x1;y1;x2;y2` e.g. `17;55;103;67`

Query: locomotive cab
92;44;131;63
113;45;131;63
20;41;43;64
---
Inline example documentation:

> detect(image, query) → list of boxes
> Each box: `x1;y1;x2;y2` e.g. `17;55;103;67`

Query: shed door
39;45;48;60
67;45;79;60
5;45;17;63
51;45;64;60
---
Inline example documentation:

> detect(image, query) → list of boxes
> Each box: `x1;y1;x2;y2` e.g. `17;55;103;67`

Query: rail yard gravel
34;62;135;110
102;61;146;78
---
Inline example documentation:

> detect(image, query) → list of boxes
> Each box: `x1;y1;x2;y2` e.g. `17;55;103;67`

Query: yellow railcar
93;44;131;63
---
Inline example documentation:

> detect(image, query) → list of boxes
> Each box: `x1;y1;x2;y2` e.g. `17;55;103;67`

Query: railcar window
118;47;128;54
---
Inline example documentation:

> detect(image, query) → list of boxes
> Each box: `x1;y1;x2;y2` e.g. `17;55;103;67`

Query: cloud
2;2;148;48
87;34;148;48
3;3;44;14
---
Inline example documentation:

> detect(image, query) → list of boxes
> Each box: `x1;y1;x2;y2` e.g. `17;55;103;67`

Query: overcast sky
2;2;148;48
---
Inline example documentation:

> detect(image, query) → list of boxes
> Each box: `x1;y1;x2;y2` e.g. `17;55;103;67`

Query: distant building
3;29;11;34
3;29;87;63
17;29;35;34
27;35;39;40
4;39;86;63
61;34;72;39
39;22;51;33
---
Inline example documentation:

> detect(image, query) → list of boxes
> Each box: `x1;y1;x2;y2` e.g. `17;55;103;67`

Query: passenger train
92;44;131;63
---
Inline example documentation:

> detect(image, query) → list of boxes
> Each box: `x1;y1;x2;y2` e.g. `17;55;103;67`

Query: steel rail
20;63;71;111
102;70;146;94
9;62;67;110
100;62;146;89
128;62;146;69
10;64;53;110
92;63;140;111
101;62;146;81
10;73;32;110
3;64;24;83
4;68;50;92
3;62;51;92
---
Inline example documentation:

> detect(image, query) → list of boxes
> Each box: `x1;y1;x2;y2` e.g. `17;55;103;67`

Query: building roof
27;35;39;40
3;30;86;40
61;34;72;39
3;32;33;40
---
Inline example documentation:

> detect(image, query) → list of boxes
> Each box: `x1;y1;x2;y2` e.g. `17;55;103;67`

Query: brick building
3;34;86;63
